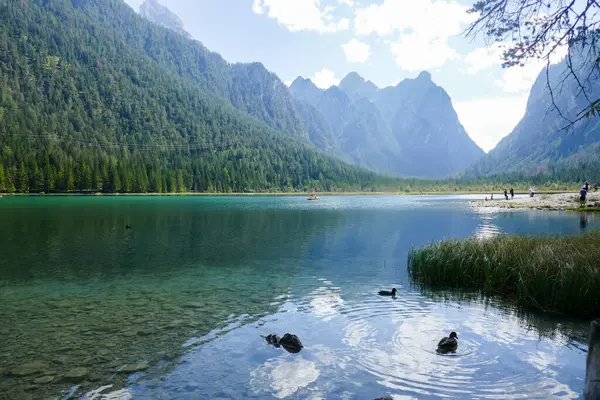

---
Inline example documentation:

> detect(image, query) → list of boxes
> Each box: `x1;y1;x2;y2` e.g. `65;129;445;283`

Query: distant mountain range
290;71;485;177
138;0;485;178
464;52;600;177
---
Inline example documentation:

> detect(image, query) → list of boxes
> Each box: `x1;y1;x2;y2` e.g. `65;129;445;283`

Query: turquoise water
0;195;596;399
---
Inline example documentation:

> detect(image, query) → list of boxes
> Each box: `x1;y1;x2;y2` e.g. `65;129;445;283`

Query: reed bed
408;231;600;317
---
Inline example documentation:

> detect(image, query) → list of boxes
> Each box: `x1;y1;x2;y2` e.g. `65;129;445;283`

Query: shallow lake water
0;195;598;399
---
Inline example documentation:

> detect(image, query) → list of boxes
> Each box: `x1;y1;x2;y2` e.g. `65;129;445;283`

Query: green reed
408;231;600;317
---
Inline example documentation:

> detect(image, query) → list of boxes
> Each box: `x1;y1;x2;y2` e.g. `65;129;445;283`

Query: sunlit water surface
0;195;597;399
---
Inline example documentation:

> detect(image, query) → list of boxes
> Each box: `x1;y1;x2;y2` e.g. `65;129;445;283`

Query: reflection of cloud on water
525;350;557;376
310;280;343;321
343;319;374;347
250;345;337;399
82;385;132;400
352;313;480;397
521;349;580;399
474;214;500;239
462;308;536;346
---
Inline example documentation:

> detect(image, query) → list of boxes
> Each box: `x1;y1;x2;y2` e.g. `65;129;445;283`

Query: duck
264;334;281;347
279;333;303;353
125;225;132;230
437;331;458;353
262;333;303;353
378;288;397;296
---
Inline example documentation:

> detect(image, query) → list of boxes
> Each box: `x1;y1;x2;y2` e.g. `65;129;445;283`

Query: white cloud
390;35;457;71
342;38;371;63
284;80;293;86
465;43;568;92
354;0;474;39
463;44;505;74
338;0;354;6
311;68;341;88
337;18;350;31
454;95;529;152
252;0;263;14
252;0;349;33
495;62;544;93
353;0;476;71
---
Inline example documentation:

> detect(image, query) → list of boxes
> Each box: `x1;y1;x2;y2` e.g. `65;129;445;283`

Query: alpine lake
0;195;597;400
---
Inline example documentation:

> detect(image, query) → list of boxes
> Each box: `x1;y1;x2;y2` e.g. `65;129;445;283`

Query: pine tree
17;160;28;193
0;160;5;192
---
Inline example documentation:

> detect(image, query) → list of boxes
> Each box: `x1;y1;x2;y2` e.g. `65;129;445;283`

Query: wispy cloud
342;38;371;63
353;0;476;71
311;68;341;88
252;0;349;33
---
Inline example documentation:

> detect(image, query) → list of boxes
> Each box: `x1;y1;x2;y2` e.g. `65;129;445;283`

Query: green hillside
0;0;399;193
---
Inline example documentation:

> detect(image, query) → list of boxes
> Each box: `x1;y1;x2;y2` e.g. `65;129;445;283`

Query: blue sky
124;0;564;152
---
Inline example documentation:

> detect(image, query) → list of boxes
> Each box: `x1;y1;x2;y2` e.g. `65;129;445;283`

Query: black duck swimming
378;288;397;296
437;331;458;353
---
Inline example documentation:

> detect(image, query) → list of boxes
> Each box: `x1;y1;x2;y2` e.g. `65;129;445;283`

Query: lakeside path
471;192;600;211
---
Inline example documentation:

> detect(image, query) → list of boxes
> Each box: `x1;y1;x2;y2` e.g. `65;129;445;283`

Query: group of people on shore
503;188;515;200
485;182;598;204
486;188;514;201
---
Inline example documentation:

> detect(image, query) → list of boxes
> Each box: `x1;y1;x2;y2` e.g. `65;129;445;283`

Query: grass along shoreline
408;231;600;317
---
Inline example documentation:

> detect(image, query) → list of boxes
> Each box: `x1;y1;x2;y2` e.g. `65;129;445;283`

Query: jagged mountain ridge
290;71;485;177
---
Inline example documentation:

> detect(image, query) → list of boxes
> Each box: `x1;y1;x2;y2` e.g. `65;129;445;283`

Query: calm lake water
0;195;598;400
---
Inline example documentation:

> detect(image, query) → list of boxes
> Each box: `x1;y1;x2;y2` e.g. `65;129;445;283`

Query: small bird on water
437;331;458;354
378;288;397;296
126;225;132;230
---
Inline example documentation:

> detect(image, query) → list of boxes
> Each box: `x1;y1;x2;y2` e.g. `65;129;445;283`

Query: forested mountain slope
0;0;397;193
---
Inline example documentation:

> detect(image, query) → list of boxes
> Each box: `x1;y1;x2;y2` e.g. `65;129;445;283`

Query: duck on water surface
378;288;397;296
437;331;458;354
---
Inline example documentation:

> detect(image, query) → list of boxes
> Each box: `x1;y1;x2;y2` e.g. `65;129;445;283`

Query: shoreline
0;189;583;197
470;192;600;212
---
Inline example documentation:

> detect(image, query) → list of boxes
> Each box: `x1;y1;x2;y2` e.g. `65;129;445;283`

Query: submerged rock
63;367;89;382
33;375;54;384
165;320;185;329
119;363;149;373
181;302;204;309
10;361;50;376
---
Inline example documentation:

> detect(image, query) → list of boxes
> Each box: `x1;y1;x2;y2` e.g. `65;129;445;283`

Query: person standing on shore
580;185;588;207
510;188;514;199
504;189;508;200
